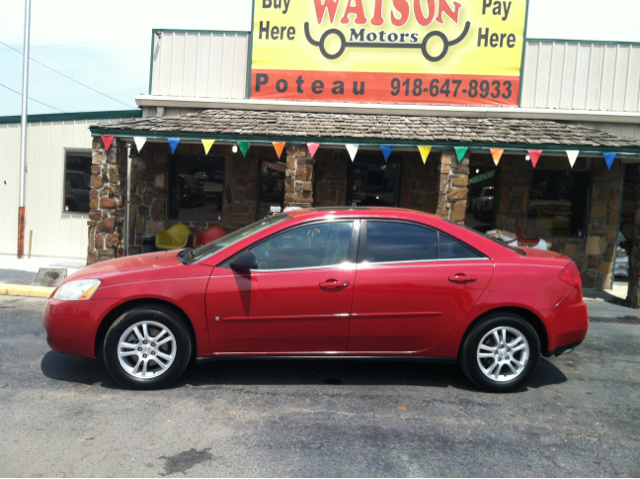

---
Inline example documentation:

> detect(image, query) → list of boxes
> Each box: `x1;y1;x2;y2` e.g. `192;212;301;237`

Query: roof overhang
134;95;640;125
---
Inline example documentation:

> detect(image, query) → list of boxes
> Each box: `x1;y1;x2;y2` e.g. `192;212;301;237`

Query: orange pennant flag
273;142;286;159
490;148;504;166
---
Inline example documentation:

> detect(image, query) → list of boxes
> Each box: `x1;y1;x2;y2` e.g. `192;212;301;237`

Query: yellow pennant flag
202;139;215;155
418;146;432;164
273;142;286;159
490;148;504;166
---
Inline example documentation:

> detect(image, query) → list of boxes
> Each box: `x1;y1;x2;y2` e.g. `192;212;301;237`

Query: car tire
459;312;540;392
103;304;192;390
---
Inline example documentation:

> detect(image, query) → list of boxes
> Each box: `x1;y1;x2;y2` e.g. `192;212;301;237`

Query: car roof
284;207;444;222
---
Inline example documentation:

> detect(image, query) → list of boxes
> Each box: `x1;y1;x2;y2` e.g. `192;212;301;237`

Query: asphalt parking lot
0;295;638;477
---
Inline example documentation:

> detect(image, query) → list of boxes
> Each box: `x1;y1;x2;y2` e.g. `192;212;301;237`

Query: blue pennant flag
168;138;181;154
603;152;616;170
381;145;394;163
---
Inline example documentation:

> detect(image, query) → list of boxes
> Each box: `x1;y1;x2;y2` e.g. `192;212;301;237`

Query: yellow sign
250;0;527;106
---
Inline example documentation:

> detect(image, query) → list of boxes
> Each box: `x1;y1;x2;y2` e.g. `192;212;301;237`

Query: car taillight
558;261;582;290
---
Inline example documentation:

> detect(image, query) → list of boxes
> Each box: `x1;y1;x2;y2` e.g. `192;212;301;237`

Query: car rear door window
366;221;438;263
366;221;483;263
250;222;354;270
439;233;483;259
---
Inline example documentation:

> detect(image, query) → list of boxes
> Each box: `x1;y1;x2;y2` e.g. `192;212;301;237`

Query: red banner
252;70;519;107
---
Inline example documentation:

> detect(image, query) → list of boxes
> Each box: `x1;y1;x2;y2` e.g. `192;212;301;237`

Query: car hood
64;250;185;284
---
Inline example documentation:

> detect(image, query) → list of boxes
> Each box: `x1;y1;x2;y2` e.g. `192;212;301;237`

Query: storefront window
64;150;92;214
525;170;590;238
168;156;225;222
258;160;286;219
466;161;498;233
347;153;400;207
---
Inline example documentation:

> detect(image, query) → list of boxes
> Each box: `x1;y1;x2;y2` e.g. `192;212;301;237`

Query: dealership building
2;0;640;296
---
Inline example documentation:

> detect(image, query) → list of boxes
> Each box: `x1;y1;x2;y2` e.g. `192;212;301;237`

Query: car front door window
249;222;354;270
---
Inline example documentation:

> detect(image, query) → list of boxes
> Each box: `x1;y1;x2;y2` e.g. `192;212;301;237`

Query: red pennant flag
307;143;320;159
101;135;114;152
528;150;542;168
273;142;286;159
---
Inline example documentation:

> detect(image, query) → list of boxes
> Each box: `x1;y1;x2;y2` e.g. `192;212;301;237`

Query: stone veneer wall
494;155;623;290
400;152;440;214
285;145;314;208
436;151;469;224
86;138;126;264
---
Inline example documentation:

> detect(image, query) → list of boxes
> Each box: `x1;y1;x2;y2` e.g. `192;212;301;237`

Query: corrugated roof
90;109;640;149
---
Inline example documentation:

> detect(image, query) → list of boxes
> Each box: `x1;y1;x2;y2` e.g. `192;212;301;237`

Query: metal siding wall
0;117;130;259
522;41;640;112
151;32;249;99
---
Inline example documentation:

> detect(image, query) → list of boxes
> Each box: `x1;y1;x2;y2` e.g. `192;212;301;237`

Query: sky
1;0;639;117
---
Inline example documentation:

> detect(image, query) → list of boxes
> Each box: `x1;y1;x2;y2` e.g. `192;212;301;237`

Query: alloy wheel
476;326;530;382
117;320;177;379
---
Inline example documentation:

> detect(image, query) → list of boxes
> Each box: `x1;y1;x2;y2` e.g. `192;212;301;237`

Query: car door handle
448;274;478;284
319;279;350;291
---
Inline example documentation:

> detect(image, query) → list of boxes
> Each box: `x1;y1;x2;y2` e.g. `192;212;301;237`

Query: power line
0;82;65;113
0;39;138;110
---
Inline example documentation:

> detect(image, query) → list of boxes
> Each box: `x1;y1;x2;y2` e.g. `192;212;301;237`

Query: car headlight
53;279;101;301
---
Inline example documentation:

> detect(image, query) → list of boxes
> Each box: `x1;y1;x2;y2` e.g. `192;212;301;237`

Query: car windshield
188;214;291;264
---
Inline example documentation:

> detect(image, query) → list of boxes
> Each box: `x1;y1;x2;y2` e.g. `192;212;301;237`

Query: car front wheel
103;304;192;390
459;312;540;392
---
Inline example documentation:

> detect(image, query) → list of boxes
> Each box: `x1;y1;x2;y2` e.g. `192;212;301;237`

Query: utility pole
17;0;32;259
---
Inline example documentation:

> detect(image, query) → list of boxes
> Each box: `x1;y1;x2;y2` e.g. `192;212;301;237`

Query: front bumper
43;297;121;358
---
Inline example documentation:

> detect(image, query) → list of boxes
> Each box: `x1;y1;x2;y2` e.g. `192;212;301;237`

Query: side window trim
360;219;489;265
221;219;358;271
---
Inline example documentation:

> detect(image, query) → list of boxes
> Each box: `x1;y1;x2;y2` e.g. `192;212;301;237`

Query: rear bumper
43;298;121;358
543;288;589;354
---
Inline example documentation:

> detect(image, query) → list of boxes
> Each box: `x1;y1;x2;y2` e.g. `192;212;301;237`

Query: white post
17;0;32;259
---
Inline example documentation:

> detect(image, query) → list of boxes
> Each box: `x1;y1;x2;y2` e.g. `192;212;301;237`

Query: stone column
86;138;126;265
284;145;314;208
626;169;640;307
436;151;469;224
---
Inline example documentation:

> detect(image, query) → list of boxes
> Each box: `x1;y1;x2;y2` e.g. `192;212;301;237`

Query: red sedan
44;208;588;391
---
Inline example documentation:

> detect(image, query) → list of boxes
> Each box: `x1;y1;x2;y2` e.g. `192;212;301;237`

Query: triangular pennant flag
418;146;432;164
490;148;504;166
346;144;359;162
133;136;146;153
528;150;542;168
454;146;468;164
237;141;250;158
307;143;320;159
273;142;286;159
101;135;114;152
381;145;394;163
168;138;180;154
566;150;579;168
603;152;617;170
202;139;215;155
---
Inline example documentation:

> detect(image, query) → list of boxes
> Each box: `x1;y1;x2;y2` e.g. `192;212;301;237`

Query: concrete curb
0;283;53;298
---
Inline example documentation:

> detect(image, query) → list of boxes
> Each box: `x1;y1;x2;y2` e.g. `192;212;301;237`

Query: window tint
250;222;353;270
439;234;482;259
366;221;438;263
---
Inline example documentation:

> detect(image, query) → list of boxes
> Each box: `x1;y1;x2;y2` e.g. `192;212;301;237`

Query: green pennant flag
237;141;250;157
454;147;468;163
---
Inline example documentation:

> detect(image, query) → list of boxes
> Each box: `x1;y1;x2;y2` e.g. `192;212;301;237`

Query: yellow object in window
156;223;193;250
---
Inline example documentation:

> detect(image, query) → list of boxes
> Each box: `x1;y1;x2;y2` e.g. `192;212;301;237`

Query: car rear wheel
103;305;192;390
459;312;540;392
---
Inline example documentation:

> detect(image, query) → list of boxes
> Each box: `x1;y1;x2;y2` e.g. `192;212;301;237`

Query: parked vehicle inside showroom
43;208;588;391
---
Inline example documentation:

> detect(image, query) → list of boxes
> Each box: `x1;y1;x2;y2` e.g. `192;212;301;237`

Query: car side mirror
230;252;258;272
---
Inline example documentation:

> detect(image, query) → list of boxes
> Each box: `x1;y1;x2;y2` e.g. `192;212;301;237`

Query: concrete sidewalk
0;254;86;297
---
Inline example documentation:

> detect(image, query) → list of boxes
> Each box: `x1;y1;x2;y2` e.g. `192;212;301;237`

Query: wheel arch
459;306;549;357
94;298;198;360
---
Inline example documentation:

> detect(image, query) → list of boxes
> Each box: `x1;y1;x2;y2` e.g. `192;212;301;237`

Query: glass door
346;153;401;207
